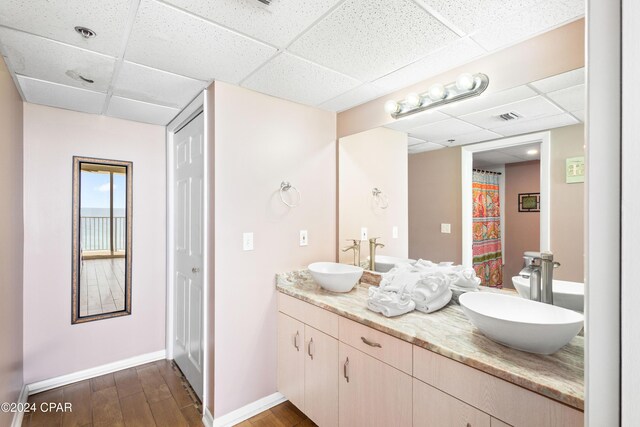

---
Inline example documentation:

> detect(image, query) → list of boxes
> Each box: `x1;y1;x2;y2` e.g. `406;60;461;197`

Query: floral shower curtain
472;171;503;287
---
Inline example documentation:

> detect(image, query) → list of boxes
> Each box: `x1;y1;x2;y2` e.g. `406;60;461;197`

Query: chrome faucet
519;251;560;304
369;237;385;271
342;239;361;267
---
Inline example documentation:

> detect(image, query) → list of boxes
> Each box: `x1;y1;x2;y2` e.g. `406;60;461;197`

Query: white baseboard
10;384;29;427
205;392;286;427
27;349;166;395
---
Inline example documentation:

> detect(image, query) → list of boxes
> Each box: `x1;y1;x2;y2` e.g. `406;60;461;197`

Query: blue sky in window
81;171;126;209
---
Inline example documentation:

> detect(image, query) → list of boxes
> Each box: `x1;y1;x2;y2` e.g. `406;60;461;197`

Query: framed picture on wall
518;193;540;212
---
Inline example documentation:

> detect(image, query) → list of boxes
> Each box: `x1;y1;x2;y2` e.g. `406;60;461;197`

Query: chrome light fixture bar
384;73;490;119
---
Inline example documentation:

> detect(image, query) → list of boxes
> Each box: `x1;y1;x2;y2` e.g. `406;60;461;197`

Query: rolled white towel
443;266;481;289
379;271;421;293
408;271;451;305
367;287;416;317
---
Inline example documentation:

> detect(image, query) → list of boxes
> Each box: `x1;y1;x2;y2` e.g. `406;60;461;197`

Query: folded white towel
415;288;453;314
441;265;481;289
367;286;416;317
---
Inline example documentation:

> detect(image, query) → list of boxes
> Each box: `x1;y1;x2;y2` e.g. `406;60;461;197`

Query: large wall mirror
72;156;133;323
338;67;585;309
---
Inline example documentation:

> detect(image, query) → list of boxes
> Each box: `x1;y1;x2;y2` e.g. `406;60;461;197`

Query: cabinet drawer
339;317;412;375
413;378;490;427
278;293;339;338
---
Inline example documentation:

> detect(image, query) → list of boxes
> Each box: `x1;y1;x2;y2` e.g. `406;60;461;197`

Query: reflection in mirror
72;156;132;323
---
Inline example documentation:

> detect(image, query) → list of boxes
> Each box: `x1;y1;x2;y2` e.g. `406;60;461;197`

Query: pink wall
212;82;336;417
504;161;541;285
22;104;166;384
0;57;24;425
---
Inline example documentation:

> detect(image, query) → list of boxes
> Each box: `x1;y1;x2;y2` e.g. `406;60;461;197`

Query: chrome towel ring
280;181;301;207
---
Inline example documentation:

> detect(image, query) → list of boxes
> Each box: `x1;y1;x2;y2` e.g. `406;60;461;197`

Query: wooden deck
80;258;126;316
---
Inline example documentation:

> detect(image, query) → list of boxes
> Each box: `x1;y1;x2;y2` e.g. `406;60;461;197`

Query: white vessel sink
308;262;363;293
512;276;584;312
459;292;584;355
367;256;416;272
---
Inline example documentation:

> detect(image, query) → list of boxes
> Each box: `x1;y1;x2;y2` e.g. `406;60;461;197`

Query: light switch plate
441;223;451;234
243;232;254;251
299;230;308;246
392;226;399;239
360;227;368;241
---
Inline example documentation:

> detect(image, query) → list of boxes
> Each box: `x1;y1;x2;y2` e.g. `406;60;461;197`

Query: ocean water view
80;208;127;252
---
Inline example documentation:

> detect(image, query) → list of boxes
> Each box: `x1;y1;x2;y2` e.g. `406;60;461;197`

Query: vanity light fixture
384;72;490;119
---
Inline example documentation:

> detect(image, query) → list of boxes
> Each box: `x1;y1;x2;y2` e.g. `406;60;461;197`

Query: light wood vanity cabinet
304;325;339;427
277;313;305;411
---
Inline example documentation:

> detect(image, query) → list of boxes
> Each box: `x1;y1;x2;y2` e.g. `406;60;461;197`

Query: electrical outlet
441;223;451;234
299;230;308;246
392;226;399;239
243;232;254;251
360;227;368;241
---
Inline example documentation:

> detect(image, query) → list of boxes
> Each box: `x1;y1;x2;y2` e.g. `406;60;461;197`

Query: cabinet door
278;313;305;411
305;326;339;427
413;378;490;427
339;343;412;427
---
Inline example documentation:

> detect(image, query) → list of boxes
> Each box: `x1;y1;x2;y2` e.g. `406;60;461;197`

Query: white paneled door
173;112;205;399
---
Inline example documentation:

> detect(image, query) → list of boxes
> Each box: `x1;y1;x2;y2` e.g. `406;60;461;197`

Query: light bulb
428;83;446;101
527;149;539;155
384;100;400;115
456;73;475;91
405;92;422;108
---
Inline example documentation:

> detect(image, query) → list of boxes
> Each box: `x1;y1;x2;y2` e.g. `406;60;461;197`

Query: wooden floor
80;258;125;316
236;402;315;427
22;360;202;427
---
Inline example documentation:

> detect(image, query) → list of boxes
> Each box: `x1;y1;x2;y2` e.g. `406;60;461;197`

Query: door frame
460;131;551;269
165;92;210;406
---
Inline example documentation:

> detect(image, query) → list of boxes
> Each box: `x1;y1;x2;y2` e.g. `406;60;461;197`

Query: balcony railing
80;216;126;252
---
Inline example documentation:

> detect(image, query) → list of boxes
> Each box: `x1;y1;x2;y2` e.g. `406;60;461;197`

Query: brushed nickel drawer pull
361;336;382;348
308;337;314;360
344;357;350;383
294;331;300;351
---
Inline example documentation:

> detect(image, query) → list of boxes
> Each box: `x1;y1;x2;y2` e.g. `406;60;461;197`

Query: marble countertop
276;269;584;410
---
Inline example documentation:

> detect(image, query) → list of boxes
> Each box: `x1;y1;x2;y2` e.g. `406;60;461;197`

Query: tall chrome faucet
342;239;361;267
519;251;560;304
369;237;385;271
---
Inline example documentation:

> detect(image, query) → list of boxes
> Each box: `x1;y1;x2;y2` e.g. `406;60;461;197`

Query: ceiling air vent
256;0;272;4
497;112;522;121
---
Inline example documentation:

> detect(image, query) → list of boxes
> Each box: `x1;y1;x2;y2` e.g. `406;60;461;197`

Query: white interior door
173;112;205;399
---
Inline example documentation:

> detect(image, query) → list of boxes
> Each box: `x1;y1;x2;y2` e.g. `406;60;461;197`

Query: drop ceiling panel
438;85;537;117
288;0;458;81
18;75;106;114
530;67;585;93
125;0;277;82
433;129;502;146
409;118;483;142
372;37;486;93
498;142;541;159
0;27;116;92
546;84;585;112
470;0;584;51
106;96;179;126
495;113;579;137
385;110;450;132
113;61;208;109
408;136;428;146
318;83;387;112
460;96;563;129
242;52;360;106
571;109;584;122
162;0;344;48
0;0;132;56
473;152;523;168
408;142;446;154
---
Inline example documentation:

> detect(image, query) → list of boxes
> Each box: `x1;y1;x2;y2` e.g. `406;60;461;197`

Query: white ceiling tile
530;68;585;93
106;96;179;126
18;75;106;114
470;0;584;51
495;113;579;137
373;37;486;93
418;0;540;35
125;0;277;82
433;129;502;146
438;85;538;117
571;110;585;122
498;142;541;159
288;0;458;81
0;27;115;92
409;118;483;142
473;152;524;168
318;83;387;112
460;96;563;129
408;136;427;146
385;110;450;132
242;52;360;106
113;61;207;109
408;142;446;154
0;0;131;56
546;84;585;112
162;0;344;48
